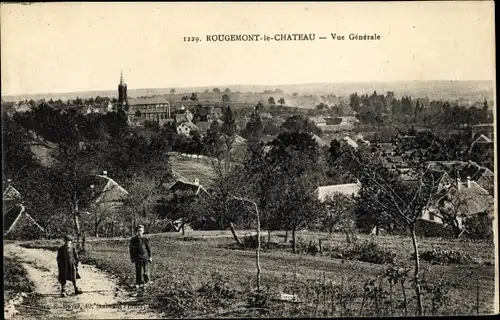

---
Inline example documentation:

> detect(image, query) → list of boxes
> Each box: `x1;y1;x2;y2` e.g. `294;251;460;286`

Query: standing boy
129;225;152;294
57;235;83;297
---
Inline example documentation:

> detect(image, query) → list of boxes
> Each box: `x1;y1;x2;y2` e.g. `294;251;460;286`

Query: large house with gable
421;172;494;236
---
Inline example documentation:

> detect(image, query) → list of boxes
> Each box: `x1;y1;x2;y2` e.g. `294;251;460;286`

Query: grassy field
169;152;215;187
20;231;496;318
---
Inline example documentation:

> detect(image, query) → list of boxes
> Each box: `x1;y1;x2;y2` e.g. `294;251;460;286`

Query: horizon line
2;79;495;99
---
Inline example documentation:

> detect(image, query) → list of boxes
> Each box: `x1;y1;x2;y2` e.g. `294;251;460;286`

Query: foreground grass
21;232;496;318
4;256;36;302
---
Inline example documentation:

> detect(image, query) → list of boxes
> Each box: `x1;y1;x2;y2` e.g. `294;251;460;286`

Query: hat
64;235;73;242
136;225;144;230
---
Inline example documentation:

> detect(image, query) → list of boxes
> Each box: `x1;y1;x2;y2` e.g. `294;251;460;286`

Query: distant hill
2;80;494;106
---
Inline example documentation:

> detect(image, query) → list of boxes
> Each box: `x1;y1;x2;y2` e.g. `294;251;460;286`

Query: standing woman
57;235;83;297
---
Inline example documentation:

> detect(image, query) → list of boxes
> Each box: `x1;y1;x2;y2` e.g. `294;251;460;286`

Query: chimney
467;176;471;188
102;170;107;177
194;178;200;186
456;177;461;191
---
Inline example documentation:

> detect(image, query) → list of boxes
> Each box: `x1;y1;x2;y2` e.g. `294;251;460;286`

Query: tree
203;120;223;157
316;102;328;110
181;95;189;101
222;93;231;105
278;98;285;106
322;192;357;240
224;88;231;94
482;99;489;122
221;106;236;137
266;131;323;252
241;111;263;141
344;145;442;316
268;97;276;106
170;89;176;94
190;92;199;102
281;114;321;135
121;174;163;235
213;88;221;93
2;112;41;181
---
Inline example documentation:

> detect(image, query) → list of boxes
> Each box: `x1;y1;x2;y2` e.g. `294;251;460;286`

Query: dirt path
4;244;163;319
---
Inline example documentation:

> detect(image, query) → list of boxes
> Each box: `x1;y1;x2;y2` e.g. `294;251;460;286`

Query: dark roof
4;205;45;236
3;185;22;201
4;205;23;231
167;180;208;196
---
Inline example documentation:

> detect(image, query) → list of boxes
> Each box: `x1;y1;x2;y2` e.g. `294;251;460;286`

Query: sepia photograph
1;1;497;318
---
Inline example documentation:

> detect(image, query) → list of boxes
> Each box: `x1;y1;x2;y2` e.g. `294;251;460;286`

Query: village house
172;106;194;123
87;101;114;115
207;107;223;121
472;123;494;140
308;116;327;127
421;174;494;235
427;160;494;195
321;117;355;132
163;178;211;232
315;181;361;202
311;133;329;147
177;121;200;137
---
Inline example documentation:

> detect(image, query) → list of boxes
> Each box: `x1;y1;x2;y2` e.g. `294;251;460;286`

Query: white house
315;181;361;202
177;121;199;137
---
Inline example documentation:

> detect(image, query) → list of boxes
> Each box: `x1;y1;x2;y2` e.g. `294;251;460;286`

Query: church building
117;71;172;124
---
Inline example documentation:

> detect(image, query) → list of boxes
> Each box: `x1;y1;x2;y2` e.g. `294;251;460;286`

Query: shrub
247;287;279;308
153;280;199;317
4;257;35;294
417;249;473;265
342;241;395;264
197;272;238;309
241;234;266;249
464;211;493;241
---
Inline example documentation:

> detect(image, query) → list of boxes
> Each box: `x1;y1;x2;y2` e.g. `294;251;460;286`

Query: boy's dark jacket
129;236;151;261
57;244;80;282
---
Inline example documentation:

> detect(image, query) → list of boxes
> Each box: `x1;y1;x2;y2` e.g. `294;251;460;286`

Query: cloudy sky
1;1;495;95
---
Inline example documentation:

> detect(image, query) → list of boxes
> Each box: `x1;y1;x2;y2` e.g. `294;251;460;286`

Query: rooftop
315;182;360;202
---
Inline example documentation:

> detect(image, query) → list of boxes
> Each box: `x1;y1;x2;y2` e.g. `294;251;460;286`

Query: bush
241;234;266;249
247;287;279;308
342;241;395;264
197;272;239;310
417;249;473;265
4;257;35;294
464;212;493;241
153;280;199;317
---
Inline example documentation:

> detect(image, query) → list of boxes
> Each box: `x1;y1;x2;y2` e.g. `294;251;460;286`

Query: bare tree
346;146;441;316
228;193;262;290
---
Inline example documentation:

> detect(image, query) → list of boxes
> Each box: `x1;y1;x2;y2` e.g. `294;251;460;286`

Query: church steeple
118;70;128;108
120;70;125;86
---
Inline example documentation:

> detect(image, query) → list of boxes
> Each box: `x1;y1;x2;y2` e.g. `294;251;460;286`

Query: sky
1;1;495;96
